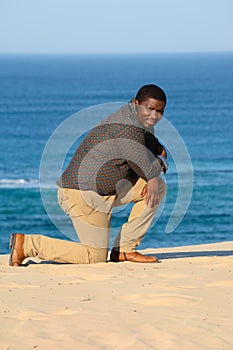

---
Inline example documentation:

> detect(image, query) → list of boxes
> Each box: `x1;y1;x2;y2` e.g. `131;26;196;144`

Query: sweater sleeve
144;131;164;155
115;124;163;180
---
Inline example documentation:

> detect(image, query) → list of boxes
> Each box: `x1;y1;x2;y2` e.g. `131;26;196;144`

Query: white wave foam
0;178;39;188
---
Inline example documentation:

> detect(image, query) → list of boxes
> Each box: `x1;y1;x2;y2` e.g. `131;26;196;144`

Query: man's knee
87;247;108;263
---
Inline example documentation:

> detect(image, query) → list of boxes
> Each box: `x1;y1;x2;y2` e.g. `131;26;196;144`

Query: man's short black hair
135;84;167;105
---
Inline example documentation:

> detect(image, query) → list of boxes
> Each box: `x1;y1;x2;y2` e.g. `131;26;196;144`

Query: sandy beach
0;241;232;350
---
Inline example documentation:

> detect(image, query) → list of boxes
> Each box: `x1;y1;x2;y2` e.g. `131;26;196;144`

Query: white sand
0;241;233;350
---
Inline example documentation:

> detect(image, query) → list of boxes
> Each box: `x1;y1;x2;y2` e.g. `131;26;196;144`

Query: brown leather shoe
110;250;159;263
9;233;25;266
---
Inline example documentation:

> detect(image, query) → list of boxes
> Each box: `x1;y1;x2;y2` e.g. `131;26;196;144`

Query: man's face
135;98;165;128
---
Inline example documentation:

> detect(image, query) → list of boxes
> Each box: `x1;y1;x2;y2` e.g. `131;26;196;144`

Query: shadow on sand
21;249;233;266
155;249;233;260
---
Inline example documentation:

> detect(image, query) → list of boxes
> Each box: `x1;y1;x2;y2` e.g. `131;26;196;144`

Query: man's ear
134;99;139;106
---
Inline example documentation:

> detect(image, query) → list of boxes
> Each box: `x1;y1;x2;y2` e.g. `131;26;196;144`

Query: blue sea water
0;53;233;254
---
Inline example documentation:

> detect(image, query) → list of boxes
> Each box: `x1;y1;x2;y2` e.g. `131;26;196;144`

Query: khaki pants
24;177;166;264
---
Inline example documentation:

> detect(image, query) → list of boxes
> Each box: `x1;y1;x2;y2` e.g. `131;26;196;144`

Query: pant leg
23;188;114;264
113;177;166;252
58;188;113;250
24;234;106;264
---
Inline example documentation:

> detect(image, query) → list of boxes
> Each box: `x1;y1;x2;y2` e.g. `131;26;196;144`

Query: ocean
0;53;233;254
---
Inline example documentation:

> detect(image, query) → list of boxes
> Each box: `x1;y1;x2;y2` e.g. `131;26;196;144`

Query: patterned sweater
57;102;164;195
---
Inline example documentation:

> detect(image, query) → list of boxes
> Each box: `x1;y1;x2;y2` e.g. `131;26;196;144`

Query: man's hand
140;177;160;208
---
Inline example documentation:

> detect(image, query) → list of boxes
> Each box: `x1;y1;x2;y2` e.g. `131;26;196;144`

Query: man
9;84;168;266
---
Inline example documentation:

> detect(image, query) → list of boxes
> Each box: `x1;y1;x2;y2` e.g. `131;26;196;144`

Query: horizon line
0;50;232;56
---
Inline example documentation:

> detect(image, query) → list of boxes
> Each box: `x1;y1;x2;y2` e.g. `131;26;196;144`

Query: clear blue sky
0;0;232;54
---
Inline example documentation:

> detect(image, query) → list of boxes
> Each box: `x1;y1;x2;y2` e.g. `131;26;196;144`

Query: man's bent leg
9;188;112;266
113;177;166;253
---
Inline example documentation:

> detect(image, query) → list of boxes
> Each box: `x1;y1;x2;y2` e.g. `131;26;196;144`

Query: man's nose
150;110;158;118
